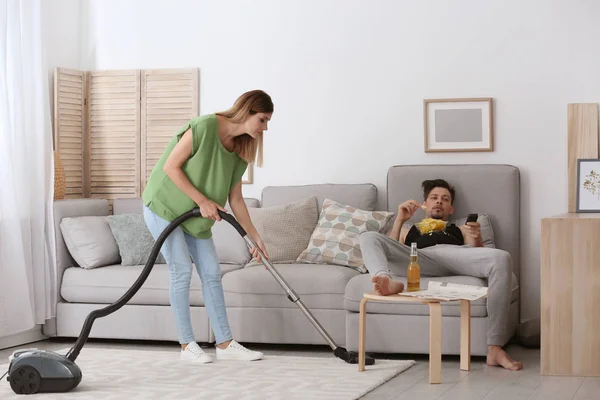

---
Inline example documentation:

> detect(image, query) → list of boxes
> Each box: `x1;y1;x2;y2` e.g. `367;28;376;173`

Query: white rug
0;348;415;399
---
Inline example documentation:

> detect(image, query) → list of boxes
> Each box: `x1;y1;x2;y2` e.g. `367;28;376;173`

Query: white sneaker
216;340;263;361
180;342;212;364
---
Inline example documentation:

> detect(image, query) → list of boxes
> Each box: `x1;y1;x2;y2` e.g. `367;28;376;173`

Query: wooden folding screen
141;69;199;191
86;70;141;204
53;67;199;210
53;68;86;199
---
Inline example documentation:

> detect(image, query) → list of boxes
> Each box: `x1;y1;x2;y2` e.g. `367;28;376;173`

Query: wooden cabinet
541;213;600;376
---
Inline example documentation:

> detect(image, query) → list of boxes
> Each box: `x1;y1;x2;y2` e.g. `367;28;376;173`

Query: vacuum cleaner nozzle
333;347;375;365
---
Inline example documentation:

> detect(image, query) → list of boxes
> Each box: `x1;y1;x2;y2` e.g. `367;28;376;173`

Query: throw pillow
245;197;319;267
60;216;121;269
296;199;395;272
107;213;167;266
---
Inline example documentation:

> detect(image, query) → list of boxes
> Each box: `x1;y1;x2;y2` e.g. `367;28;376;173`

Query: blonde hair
216;90;274;167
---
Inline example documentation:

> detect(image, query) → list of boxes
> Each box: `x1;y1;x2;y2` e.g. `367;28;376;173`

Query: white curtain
0;0;56;337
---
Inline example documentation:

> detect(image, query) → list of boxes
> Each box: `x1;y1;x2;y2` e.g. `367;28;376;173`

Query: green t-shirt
142;113;248;239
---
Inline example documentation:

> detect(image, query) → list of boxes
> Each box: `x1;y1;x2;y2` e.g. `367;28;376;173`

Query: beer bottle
407;242;420;292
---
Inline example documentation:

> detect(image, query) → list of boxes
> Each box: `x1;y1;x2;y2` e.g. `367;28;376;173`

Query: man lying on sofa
358;178;523;371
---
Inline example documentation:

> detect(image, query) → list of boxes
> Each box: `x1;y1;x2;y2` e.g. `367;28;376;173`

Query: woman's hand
197;198;226;221
249;233;269;263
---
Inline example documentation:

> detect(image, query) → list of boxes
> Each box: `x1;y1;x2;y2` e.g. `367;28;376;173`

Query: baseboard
0;325;48;350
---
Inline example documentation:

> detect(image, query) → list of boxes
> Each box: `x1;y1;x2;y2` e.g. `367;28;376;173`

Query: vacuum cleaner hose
66;208;204;362
65;208;373;366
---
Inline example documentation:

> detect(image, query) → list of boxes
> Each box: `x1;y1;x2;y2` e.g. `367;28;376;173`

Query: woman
142;90;273;363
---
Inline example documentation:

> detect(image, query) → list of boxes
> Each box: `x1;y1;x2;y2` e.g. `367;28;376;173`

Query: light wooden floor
1;339;598;399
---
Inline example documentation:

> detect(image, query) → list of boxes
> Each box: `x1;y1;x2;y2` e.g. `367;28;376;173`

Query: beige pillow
296;199;395;272
60;216;120;269
245;197;319;267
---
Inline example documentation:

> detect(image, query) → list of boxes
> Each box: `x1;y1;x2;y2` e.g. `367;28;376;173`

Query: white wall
43;0;82;145
77;0;600;323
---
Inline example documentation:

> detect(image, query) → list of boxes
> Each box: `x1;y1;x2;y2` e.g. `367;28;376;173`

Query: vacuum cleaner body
7;349;82;394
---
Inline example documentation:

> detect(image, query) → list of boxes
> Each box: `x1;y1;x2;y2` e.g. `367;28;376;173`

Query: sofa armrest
53;199;109;302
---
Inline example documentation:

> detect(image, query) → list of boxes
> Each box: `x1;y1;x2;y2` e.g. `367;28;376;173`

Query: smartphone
466;213;478;223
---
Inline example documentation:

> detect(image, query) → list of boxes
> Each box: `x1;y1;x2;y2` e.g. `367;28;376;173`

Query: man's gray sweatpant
359;231;513;346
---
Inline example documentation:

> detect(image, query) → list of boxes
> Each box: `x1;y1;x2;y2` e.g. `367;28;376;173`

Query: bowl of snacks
414;218;447;235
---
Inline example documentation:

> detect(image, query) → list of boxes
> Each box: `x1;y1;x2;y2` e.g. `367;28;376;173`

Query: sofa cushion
296;199;394;272
261;183;378;212
344;273;520;317
112;198;146;215
59;216;120;269
107;213;167;265
60;263;243;306
222;264;360;309
245;197;319;267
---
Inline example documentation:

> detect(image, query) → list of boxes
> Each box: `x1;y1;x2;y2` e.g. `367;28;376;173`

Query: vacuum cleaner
5;208;375;395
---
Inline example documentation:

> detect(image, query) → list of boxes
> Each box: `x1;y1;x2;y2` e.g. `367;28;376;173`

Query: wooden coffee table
358;291;472;384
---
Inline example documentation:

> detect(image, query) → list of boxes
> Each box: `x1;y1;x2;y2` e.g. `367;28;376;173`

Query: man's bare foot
486;345;523;371
371;275;404;295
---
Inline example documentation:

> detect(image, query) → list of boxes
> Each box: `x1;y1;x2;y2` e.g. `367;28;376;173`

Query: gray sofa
43;164;520;357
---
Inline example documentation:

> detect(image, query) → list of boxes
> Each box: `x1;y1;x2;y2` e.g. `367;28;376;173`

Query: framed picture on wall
242;163;254;184
577;158;600;212
424;98;494;152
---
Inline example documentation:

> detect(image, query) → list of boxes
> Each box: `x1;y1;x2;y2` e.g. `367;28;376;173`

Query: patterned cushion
296;199;395;272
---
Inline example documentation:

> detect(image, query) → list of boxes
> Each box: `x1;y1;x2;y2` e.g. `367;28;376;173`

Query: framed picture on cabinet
577;158;600;212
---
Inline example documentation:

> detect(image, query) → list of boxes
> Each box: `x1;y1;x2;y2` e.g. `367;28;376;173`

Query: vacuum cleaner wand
221;211;374;366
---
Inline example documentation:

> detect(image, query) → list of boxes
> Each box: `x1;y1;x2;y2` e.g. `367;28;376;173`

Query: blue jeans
143;206;233;345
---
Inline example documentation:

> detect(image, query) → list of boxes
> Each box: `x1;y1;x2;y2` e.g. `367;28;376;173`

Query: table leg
460;299;471;371
428;302;442;384
358;298;368;372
